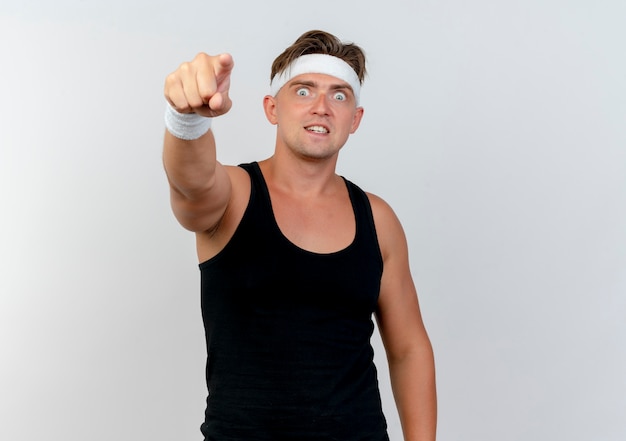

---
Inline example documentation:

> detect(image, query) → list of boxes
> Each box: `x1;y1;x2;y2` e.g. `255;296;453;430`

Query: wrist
164;101;212;140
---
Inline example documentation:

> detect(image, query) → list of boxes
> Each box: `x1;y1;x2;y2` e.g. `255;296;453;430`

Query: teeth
307;126;328;134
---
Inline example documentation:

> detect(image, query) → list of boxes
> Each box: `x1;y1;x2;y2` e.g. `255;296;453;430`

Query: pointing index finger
215;53;234;78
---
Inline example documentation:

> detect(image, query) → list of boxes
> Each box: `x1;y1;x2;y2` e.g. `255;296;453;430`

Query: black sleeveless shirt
199;162;389;441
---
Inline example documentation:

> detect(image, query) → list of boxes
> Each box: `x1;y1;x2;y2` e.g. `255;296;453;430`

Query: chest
270;189;356;254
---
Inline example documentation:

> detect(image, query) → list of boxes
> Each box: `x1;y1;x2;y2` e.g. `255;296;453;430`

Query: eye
333;91;347;101
296;87;310;97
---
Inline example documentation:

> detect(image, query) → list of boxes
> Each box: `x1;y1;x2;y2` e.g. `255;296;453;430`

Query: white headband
270;53;361;105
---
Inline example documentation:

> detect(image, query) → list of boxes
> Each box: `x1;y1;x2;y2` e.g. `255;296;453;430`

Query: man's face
264;73;364;160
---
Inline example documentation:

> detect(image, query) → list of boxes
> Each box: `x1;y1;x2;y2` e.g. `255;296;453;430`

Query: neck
259;150;342;197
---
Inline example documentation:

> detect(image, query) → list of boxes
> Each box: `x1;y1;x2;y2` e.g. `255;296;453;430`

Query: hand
164;52;234;118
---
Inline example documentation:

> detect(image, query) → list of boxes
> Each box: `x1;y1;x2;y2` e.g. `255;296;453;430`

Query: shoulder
366;192;404;234
365;192;395;220
365;192;409;262
195;164;252;262
224;163;252;183
219;164;252;223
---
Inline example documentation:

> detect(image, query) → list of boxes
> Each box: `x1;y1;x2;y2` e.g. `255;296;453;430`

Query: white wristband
164;101;212;140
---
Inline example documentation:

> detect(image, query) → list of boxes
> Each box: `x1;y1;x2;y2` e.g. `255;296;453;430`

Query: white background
1;1;625;440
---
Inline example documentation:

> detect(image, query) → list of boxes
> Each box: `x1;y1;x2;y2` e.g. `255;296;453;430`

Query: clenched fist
164;53;234;118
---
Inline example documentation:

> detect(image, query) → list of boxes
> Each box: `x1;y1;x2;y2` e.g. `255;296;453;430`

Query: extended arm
162;53;234;232
371;195;437;441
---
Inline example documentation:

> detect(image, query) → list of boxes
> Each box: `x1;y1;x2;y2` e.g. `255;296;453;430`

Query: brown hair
270;30;367;84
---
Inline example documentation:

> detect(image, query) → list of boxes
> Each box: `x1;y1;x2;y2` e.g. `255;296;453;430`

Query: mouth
305;125;329;134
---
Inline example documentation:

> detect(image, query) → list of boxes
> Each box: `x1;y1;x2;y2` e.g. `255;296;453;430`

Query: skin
163;51;437;441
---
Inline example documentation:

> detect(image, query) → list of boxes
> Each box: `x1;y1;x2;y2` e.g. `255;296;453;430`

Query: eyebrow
289;79;354;94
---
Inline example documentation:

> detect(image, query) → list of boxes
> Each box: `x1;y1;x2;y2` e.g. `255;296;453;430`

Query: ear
349;106;364;134
263;95;278;125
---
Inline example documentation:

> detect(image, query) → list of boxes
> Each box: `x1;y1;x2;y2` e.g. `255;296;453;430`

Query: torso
197;161;388;440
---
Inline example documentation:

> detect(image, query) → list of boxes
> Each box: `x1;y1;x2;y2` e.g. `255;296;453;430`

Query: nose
311;93;330;115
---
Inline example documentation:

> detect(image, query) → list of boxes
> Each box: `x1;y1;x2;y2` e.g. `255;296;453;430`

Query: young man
163;30;436;441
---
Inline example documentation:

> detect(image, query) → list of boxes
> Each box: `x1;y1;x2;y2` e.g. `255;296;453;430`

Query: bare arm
370;194;437;441
163;53;234;232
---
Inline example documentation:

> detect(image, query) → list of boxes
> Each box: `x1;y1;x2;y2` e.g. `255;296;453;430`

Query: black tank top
199;162;389;441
